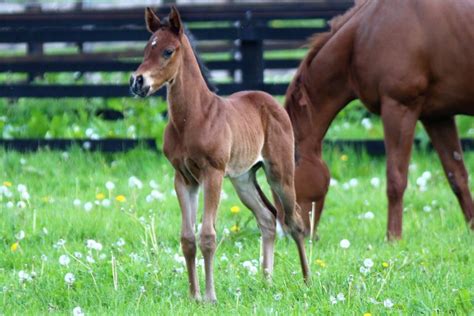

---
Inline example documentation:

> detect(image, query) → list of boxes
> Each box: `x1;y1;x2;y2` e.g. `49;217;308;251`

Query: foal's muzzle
129;74;150;98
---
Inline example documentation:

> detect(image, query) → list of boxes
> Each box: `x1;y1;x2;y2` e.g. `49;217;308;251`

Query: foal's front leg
175;172;200;300
200;168;224;303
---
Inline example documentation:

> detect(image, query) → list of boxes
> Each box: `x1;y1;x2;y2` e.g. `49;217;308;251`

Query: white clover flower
20;158;27;165
221;254;229;262
128;176;143;189
86;256;95;264
349;178;359;187
64;272;75;285
342;182;350;190
99;253;106;260
73;199;82;207
83;202;93;212
17;201;27;209
74;252;82;259
21;191;30;200
18;270;30;283
6;201;14;208
384;298;394;308
422;171;432;180
17;184;27;193
173;254;186;265
340;239;350;249
274;293;283;301
41;254;48;261
73;306;85;316
116;238;125;247
145;195;154;203
149;180;159;189
337;293;345;301
223;228;230;236
235;241;243;250
105;181;115;191
220;190;229;200
175;267;184;274
370;177;381;188
15;230;25;240
59;255;70;266
242;261;258;275
361;118;373;130
42;227;48;235
329;295;337;305
329;178;338;187
423;205;432;212
151;190;165;201
86;239;103;251
363;258;374;268
101;199;111;207
55;239;66;248
360;266;369;275
364;211;375;220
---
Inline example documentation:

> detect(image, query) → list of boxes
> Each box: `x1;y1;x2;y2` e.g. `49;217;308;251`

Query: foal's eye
162;48;174;59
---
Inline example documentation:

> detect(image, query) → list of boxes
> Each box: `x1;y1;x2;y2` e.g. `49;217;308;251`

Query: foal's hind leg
262;158;310;283
422;117;474;229
230;168;276;277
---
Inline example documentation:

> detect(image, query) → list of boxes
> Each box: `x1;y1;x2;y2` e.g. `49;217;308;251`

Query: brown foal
130;7;309;302
286;0;474;240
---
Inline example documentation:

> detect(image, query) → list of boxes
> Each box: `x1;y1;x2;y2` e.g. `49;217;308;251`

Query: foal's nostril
136;75;144;86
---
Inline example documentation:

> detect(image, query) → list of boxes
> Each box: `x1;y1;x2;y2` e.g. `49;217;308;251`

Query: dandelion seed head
340;239;350;249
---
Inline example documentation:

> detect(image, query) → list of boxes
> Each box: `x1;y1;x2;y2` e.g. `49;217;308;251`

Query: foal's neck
167;35;215;132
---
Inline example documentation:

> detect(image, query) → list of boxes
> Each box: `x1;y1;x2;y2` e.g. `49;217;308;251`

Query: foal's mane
162;17;218;93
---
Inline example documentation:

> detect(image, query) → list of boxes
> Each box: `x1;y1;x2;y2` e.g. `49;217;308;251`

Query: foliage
0;148;473;314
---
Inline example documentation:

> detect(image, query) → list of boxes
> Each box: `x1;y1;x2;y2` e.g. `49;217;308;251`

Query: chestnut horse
130;7;309;302
286;0;474;240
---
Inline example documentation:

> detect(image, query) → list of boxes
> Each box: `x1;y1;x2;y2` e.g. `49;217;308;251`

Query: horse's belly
226;135;264;178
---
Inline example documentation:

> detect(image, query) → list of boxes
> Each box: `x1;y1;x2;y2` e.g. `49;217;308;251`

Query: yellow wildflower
96;193;106;200
115;195;126;202
230;206;241;214
230;224;240;233
315;259;326;268
3;181;12;187
340;154;349;161
11;242;19;252
363;313;372;316
382;262;389;268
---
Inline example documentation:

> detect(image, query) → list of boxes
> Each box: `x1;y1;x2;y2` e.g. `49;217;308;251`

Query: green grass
1;147;473;314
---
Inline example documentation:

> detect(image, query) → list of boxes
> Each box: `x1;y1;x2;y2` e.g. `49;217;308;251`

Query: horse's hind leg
422;117;474;229
230;168;276;278
262;157;310;283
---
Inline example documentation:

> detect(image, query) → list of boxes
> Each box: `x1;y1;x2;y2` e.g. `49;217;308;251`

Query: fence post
238;10;264;88
25;1;44;82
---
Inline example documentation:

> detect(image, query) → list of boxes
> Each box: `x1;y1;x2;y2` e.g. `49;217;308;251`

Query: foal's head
130;6;184;97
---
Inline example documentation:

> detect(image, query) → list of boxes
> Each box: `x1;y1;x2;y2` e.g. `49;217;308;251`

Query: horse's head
130;6;184;97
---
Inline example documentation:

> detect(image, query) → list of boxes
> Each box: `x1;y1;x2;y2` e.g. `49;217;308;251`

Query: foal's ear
145;7;161;33
169;5;183;36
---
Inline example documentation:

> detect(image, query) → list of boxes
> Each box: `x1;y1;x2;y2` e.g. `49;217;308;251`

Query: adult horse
285;0;474;240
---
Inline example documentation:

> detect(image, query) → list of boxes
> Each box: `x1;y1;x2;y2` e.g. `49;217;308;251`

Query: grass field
1;147;473;315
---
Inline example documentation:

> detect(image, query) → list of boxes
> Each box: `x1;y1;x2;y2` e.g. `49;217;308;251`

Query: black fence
1;2;472;154
0;2;353;98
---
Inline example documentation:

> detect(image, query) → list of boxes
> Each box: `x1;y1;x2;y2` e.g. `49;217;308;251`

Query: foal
130;7;309;302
